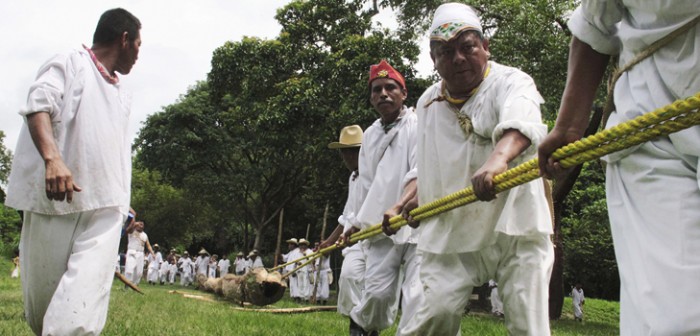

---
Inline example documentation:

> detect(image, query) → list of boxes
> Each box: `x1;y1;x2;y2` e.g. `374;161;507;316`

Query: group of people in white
281;238;333;304
118;217;265;288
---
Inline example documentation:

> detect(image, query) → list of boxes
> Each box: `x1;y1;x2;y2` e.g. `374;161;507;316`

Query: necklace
83;44;119;84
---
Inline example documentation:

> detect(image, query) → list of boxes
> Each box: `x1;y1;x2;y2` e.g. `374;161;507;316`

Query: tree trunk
274;208;284;267
548;106;603;319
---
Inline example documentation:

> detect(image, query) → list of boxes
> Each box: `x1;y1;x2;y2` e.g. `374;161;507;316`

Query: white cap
429;3;483;42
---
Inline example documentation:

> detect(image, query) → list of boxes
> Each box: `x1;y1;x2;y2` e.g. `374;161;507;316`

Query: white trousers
337;244;366;316
401;233;553;336
607;140;700;335
168;268;176;284
350;238;422;334
180;270;193;286
573;301;583;319
124;250;145;285
297;268;311;300
490;287;503;314
20;208;123;336
315;269;330;300
288;272;299;298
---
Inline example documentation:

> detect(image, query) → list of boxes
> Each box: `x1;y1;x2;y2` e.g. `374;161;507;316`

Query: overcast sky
0;1;432;153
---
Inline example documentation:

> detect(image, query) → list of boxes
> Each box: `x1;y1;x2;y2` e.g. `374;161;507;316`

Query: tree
135;0;430;254
0;131;20;258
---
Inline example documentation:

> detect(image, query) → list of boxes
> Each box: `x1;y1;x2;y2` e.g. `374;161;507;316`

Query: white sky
0;1;433;153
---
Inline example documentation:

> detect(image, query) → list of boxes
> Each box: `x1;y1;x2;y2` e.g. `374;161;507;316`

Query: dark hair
93;8;141;45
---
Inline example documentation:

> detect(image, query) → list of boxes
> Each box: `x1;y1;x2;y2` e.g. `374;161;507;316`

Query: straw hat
328;125;363;149
298;238;310;246
237;252;244;257
198;248;209;255
286;238;299;245
153;244;160;249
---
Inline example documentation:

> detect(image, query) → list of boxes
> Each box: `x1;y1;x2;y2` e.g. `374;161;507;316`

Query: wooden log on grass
195;268;287;306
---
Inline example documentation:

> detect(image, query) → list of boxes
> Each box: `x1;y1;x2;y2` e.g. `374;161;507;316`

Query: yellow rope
273;92;700;272
280;253;322;280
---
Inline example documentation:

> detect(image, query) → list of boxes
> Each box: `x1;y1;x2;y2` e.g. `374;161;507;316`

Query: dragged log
195;268;287;306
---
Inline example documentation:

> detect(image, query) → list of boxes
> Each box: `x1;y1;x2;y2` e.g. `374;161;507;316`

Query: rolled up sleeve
568;1;624;55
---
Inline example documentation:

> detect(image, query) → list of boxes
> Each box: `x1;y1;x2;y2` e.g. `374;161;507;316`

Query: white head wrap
429;2;483;42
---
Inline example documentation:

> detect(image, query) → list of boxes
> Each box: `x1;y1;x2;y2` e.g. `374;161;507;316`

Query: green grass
0;258;618;335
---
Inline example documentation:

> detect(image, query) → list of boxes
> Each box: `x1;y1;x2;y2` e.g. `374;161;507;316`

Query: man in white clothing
124;221;154;287
349;59;422;336
218;254;231;277
284;239;303;302
319;124;367;334
179;251;194;286
234;252;247;276
399;4;554;335
295;240;313;302
571;283;585;322
147;244;163;284
4;8;141;335
194;249;210;276
538;1;700;334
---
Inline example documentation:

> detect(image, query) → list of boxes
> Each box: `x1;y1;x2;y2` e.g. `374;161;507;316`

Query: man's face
135;221;144;232
340;147;360;172
431;31;489;95
370;78;407;118
288;243;297;251
115;31;141;75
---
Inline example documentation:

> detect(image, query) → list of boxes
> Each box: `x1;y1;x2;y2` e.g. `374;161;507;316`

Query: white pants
401;233;553;336
297;268;311;300
315;269;330;300
288;271;299;298
491;287;503;314
350;238;421;334
607;140;700;335
168;267;177;284
181;270;193;286
337;244;366;316
124;250;145;285
20;208;123;336
573;301;583;319
147;263;159;283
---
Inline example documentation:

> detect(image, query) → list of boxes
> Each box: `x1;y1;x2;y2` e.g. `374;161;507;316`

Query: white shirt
572;288;585;306
339;173;365;255
284;248;301;272
6;48;132;215
235;258;247;273
180;257;194;274
195;255;209;275
569;0;700;161
218;259;230;272
127;231;148;252
354;107;418;244
339;173;363;234
415;62;553;254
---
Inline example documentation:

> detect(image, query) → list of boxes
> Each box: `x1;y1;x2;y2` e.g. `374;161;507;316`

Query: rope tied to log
274;92;700;274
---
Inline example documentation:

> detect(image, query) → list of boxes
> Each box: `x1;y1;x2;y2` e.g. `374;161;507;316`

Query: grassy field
0;258;619;335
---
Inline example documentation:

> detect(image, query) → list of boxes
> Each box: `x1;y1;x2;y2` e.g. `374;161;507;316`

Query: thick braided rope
276;92;700;269
353;92;700;240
